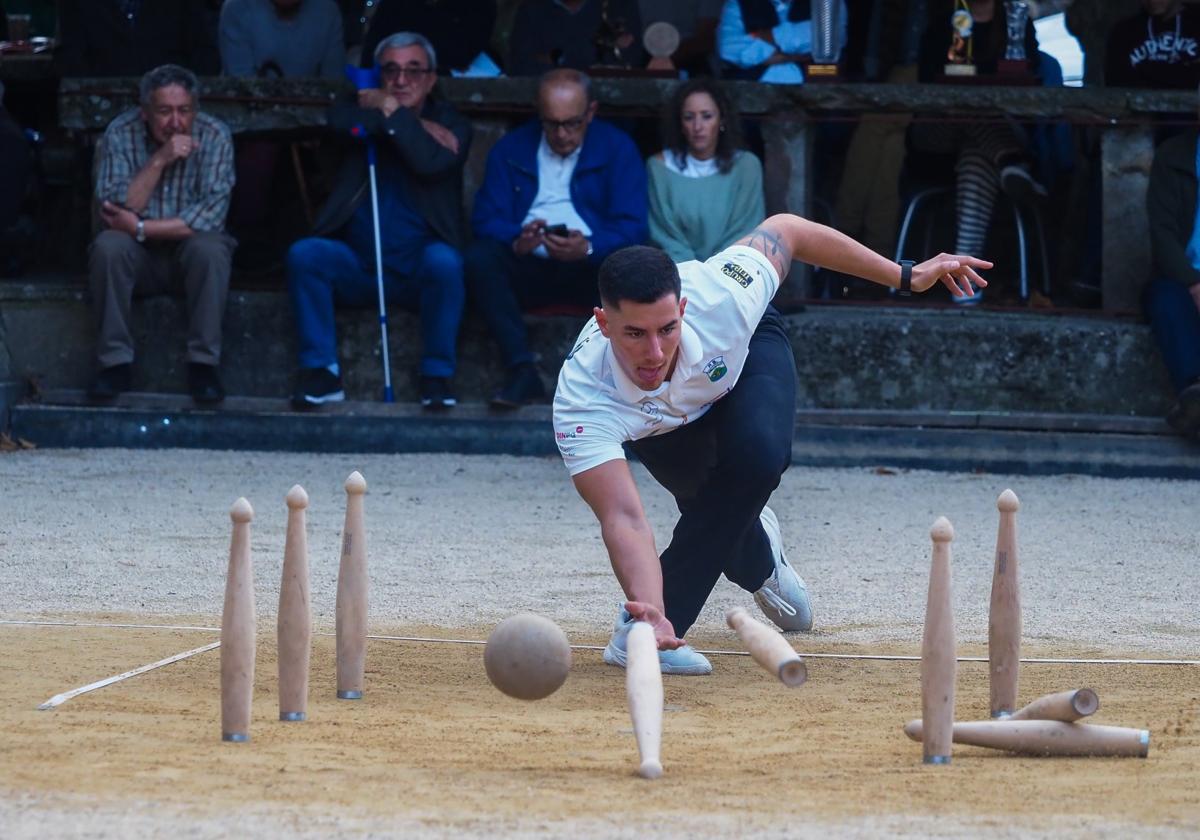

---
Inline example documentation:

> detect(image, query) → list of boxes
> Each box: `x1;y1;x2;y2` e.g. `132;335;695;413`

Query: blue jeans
1143;277;1200;394
287;236;464;377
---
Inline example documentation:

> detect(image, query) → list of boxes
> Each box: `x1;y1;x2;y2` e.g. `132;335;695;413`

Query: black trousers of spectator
627;307;796;637
464;237;599;368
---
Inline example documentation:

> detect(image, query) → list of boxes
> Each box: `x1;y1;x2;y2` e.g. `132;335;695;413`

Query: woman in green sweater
646;79;765;263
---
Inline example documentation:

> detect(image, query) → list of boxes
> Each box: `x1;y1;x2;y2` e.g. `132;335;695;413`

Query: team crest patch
703;356;728;383
721;262;754;288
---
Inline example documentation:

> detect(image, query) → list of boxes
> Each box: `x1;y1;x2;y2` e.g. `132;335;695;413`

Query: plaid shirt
95;108;235;233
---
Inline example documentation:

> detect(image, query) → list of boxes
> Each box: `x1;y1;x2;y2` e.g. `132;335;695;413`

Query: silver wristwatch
135;219;146;243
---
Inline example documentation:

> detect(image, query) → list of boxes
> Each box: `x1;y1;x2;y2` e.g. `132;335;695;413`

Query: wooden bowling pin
902;719;1149;758
625;621;663;779
725;607;807;687
336;471;368;700
278;485;312;721
921;517;956;765
989;489;1021;718
1008;688;1099;722
220;497;255;742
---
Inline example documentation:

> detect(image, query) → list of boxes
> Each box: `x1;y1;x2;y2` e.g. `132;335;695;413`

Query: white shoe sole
602;639;712;676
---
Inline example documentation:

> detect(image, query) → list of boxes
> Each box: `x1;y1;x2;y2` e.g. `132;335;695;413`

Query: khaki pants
833;65;917;257
89;229;235;368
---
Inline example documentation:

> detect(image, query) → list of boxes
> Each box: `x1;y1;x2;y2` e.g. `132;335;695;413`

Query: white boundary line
5;619;1197;667
36;641;221;710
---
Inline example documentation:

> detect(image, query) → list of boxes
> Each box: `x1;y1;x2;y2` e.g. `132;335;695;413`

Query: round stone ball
483;613;572;700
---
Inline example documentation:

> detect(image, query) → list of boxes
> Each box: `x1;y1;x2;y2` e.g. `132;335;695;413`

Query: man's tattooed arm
734;224;793;282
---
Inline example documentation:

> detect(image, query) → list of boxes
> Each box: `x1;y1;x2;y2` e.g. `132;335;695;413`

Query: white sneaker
753;506;814;631
602;607;712;675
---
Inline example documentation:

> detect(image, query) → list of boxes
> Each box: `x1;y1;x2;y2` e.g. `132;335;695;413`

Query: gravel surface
2;447;1197;655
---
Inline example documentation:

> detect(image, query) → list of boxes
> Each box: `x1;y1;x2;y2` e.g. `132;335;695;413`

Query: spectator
0;85;28;236
465;68;647;408
638;0;721;76
508;0;644;76
717;0;849;83
647;78;764;263
57;0;220;77
833;0;926;259
219;0;344;79
1144;94;1200;438
287;32;472;410
89;64;236;404
1106;0;1200;89
361;0;498;75
908;0;1044;303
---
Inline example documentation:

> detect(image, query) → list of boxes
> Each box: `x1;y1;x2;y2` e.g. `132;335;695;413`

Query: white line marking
5;620;1197;667
36;642;221;710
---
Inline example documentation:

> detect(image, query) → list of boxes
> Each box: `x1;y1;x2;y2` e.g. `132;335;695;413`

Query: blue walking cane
345;64;394;402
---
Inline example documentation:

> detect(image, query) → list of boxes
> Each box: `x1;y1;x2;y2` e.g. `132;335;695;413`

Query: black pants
627;307;797;636
464;237;599;368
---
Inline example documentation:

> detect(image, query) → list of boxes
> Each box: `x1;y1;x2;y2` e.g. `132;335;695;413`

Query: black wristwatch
897;260;915;297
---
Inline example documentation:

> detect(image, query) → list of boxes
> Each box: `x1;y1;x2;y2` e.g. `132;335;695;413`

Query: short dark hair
661;78;742;175
598;246;681;309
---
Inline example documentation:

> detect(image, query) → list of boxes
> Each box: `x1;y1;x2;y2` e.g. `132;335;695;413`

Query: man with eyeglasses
287;31;472;410
466;68;647;408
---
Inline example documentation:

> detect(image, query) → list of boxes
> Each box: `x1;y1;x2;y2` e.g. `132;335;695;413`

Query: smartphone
543;223;570;237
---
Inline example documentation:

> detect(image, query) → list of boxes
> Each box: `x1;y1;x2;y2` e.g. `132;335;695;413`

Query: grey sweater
219;0;344;79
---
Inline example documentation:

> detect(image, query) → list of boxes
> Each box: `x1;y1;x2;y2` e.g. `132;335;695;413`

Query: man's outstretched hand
624;601;686;651
911;253;994;297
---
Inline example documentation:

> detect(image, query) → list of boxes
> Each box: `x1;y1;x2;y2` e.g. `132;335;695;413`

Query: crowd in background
1;0;1199;436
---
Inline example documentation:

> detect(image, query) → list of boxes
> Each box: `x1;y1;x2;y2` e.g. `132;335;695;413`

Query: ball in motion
483;613;572;700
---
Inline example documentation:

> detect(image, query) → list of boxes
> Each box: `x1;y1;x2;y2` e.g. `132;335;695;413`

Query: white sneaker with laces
602;607;712;675
753;506;814;631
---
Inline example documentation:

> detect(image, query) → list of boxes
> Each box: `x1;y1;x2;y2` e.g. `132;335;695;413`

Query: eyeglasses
380;63;435;81
540;114;589;133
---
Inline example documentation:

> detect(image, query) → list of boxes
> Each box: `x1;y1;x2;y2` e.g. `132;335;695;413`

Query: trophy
944;1;976;77
642;21;680;73
808;0;842;79
593;0;635;67
998;1;1031;75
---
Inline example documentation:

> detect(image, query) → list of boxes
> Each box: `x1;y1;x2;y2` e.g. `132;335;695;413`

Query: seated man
57;0;220;77
465;68;647;408
287;31;471;410
1144;106;1200;438
717;0;848;83
1106;0;1200;89
219;0;344;79
89;64;236;404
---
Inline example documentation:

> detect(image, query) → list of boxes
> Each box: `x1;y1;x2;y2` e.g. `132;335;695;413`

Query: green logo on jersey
703;356;728;382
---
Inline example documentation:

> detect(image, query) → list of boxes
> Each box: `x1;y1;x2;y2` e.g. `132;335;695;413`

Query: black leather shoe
188;363;225;405
88;363;132;402
490;363;545;409
419;376;456;410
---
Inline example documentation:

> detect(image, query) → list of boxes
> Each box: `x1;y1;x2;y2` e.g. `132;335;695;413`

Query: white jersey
552;245;781;476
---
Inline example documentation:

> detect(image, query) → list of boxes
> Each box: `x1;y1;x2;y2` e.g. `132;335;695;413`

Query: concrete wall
0;282;1173;416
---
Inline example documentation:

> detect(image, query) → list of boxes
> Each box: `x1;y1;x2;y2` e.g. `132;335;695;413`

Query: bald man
465;68;648;408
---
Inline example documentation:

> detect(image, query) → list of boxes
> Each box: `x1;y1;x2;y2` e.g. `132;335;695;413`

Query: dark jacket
314;93;472;249
470;118;648;263
1105;6;1200;90
1148;130;1200;289
57;0;220;77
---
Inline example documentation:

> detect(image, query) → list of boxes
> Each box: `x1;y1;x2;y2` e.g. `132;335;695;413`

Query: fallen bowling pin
221;497;255;743
278;485;312;721
901;719;1149;758
625;621;663;779
725;607;807;687
1008;688;1100;722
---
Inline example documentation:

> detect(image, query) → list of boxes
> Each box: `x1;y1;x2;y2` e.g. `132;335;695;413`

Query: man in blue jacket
465;68;648;408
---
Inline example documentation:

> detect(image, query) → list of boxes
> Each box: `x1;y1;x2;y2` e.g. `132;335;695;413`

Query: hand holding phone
543;223;570;237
